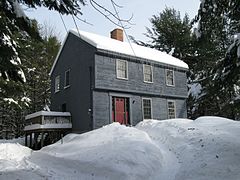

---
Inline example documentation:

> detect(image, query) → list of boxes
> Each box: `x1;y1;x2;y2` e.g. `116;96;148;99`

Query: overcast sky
26;0;200;42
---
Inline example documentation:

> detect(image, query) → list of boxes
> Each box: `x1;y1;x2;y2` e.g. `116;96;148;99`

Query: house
50;28;189;134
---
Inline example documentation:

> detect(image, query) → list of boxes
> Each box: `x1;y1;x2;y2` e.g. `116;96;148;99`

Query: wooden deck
24;111;72;150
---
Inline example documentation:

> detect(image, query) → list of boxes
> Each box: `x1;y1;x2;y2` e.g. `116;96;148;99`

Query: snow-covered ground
0;116;240;180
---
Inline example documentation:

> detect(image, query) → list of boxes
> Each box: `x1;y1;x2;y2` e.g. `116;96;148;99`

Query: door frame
109;93;132;125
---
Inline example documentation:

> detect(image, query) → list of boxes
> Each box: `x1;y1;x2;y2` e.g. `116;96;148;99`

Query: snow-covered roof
50;29;188;75
73;30;188;68
25;111;71;120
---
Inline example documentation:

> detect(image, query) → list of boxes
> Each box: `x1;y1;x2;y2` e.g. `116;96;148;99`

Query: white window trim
166;69;175;87
143;64;153;83
142;98;153;120
116;59;128;80
54;75;60;93
64;69;70;89
167;100;176;119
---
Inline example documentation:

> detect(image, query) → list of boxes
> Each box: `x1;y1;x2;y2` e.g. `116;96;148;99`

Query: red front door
112;97;129;125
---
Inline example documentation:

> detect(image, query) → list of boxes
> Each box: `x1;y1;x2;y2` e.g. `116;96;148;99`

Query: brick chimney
110;28;123;42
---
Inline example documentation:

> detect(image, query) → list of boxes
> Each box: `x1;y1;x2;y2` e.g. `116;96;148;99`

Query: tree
0;0;83;138
21;31;61;113
144;8;193;61
0;18;61;138
0;0;85;102
193;0;240;119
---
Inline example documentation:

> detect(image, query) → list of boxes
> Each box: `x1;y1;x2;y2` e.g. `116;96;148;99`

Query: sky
25;0;200;42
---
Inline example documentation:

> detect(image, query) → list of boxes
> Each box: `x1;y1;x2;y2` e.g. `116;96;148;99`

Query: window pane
55;76;60;92
168;101;176;119
117;60;127;79
143;99;152;119
65;70;70;87
144;65;153;82
166;70;174;86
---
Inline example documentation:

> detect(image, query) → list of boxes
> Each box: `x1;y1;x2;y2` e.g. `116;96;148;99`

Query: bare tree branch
89;0;134;29
75;15;93;26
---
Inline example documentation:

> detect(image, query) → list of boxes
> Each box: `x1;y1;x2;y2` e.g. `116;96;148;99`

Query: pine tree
194;0;240;119
144;8;193;61
0;0;85;102
0;0;83;138
0;18;61;138
21;32;61;113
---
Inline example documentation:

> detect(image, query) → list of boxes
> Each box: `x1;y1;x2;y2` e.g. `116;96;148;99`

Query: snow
72;30;188;69
1;117;240;180
24;123;72;131
0;137;25;145
18;69;26;82
188;82;202;98
25;111;71;120
228;33;240;58
11;0;26;18
235;33;240;58
3;98;18;105
194;22;202;38
50;29;188;75
21;96;31;103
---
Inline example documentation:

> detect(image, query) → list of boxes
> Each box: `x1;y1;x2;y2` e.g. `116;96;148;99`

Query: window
143;64;153;83
64;69;70;88
167;100;176;119
55;75;60;93
62;103;66;112
142;98;152;119
116;60;128;79
166;69;175;86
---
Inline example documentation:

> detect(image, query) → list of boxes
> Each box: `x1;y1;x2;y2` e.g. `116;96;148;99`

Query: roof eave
49;31;70;76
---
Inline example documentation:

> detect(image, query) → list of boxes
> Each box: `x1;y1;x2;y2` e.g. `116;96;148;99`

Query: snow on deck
25;111;71;120
24;123;72;131
70;30;189;69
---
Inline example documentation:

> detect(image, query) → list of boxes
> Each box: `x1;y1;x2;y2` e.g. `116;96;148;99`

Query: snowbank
31;123;163;180
137;117;240;180
0;137;25;145
0;117;240;180
0;143;32;173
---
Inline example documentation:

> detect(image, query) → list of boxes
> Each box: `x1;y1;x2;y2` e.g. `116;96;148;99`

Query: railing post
40;132;44;148
30;133;32;148
25;133;28;147
34;132;38;150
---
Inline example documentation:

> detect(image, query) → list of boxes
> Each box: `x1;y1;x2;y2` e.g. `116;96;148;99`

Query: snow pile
30;123;163;179
0;117;240;180
0;143;32;171
0;137;25;145
137;117;240;180
0;143;31;161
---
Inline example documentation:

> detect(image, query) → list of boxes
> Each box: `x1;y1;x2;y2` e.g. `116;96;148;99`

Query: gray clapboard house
49;28;189;133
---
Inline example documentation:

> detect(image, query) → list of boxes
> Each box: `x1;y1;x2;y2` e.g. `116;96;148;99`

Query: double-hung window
64;69;70;88
142;98;152;119
116;60;128;79
55;75;60;93
166;69;175;86
167;100;176;119
143;64;153;83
